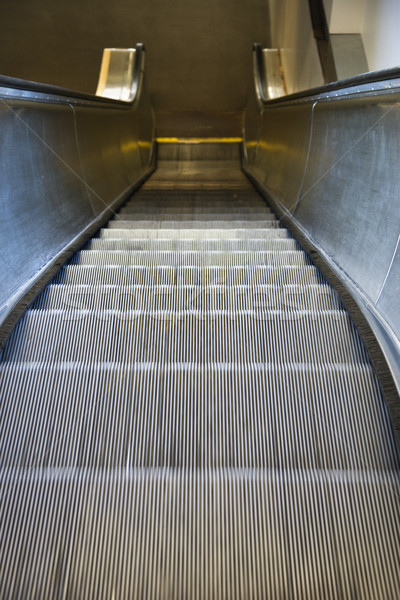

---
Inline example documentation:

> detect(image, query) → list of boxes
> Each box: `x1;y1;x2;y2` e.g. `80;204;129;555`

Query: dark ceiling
0;0;270;134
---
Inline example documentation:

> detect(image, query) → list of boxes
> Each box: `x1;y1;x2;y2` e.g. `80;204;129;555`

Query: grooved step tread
100;227;288;239
55;264;326;286
3;310;367;365
89;238;299;251
33;283;342;312
72;250;311;267
119;207;272;215
1;470;399;599
107;219;278;229
114;213;276;221
0;363;393;470
129;198;265;204
1;176;399;599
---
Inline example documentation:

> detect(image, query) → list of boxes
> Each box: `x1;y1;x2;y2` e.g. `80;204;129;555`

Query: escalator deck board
1;186;399;599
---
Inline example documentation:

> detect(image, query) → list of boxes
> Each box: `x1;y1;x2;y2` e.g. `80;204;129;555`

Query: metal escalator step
72;250;311;267
107;219;278;229
119;206;272;215
89;238;300;251
0;468;399;599
1;176;400;598
33;284;342;312
123;198;269;208
55;265;325;286
3;310;367;364
132;189;259;195
141;179;254;188
121;195;270;203
0;363;395;471
114;212;276;221
100;227;287;239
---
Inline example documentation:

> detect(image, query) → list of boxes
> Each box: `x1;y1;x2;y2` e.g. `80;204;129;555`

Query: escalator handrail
0;43;146;108
253;42;400;106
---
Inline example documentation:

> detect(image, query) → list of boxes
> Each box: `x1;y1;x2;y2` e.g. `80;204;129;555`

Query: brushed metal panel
296;95;400;302
247;104;313;210
0;46;154;328
377;242;400;339
242;91;263;169
96;48;138;101
74;107;143;212
262;49;285;99
0;101;92;320
243;51;400;393
75;86;153;214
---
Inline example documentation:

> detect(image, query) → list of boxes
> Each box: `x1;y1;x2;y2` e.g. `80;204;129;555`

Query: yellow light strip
156;137;243;144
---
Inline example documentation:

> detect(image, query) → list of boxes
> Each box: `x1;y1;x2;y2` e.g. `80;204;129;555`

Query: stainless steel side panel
296;96;400;304
243;72;400;392
0;101;91;319
73;103;151;212
0;50;154;327
376;241;400;342
252;104;313;209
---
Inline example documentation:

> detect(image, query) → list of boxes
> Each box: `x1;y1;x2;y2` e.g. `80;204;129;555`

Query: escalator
1;144;399;598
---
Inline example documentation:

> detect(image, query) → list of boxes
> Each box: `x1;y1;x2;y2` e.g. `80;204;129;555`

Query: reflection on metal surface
262;49;285;99
96;48;138;102
244;45;400;401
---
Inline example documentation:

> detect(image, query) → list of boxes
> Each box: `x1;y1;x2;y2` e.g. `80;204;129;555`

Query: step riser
55;265;325;286
89;239;298;251
119;207;272;215
100;228;287;239
33;284;342;312
107;220;278;229
116;213;274;220
72;251;311;267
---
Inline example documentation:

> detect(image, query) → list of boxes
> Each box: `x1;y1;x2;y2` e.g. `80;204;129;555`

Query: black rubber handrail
253;42;400;106
0;43;145;108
